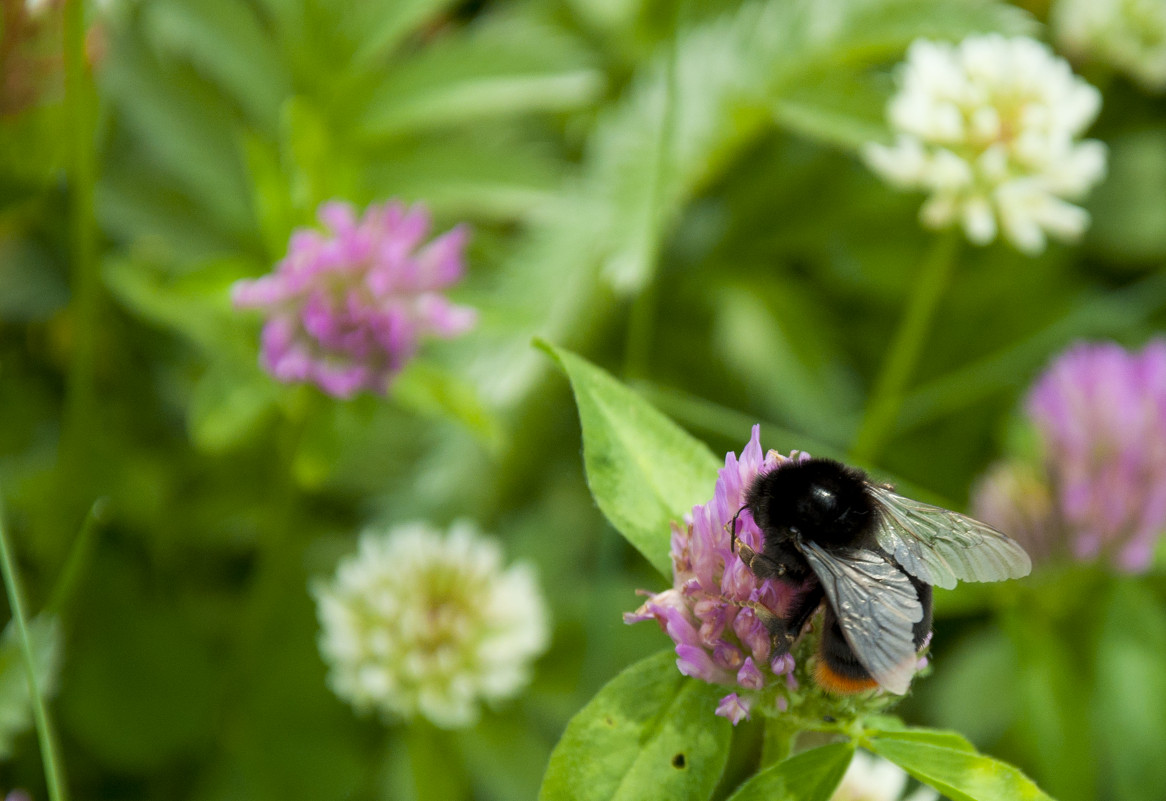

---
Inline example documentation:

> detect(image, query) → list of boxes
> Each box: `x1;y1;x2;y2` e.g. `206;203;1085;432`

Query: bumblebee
732;458;1031;694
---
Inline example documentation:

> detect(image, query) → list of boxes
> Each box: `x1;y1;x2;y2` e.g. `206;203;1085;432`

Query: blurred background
1;0;1165;798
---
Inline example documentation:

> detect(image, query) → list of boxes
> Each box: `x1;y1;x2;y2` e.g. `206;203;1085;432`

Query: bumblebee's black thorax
746;458;878;551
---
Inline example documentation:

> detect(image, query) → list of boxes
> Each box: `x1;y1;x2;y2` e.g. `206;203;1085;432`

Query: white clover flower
862;35;1107;255
313;521;549;729
1054;0;1166;91
831;751;939;801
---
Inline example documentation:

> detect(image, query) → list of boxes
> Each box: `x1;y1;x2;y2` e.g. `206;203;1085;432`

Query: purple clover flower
1024;340;1166;572
625;425;811;724
232;200;476;398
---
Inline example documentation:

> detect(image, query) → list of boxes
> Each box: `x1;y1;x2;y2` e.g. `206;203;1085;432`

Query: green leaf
865;725;977;753
143;0;291;131
1094;582;1166;801
100;34;253;238
357;17;602;140
536;341;722;578
97;161;243;267
725;742;855;801
899;272;1166;435
0;617;62;759
103;256;251;355
771;72;891;152
363;130;562;222
817;0;1035;61
539;650;731;801
867;732;1053;801
346;0;462;68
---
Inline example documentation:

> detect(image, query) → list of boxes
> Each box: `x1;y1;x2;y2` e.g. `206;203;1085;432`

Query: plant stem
0;500;69;801
406;721;468;801
849;231;960;464
60;0;100;500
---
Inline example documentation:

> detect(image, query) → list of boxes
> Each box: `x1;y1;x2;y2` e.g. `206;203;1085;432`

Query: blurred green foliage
1;0;1165;798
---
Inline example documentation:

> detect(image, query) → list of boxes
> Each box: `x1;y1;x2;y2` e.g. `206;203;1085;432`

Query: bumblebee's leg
734;542;787;581
766;583;824;656
733;583;825;658
782;583;825;642
725;599;788;657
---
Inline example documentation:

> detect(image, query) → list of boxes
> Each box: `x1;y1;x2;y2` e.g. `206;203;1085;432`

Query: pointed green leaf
867;732;1053;801
347;0;462;67
536;341;722;578
357;18;602;140
144;0;291;131
865;725;977;753
771;73;890;152
539;650;731;801
100;35;253;236
103;256;250;354
725;742;855;801
363;130;561;222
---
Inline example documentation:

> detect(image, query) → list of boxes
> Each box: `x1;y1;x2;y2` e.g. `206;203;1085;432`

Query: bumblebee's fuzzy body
736;459;934;694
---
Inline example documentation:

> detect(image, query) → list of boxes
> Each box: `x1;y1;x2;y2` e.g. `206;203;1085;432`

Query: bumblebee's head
748;458;876;548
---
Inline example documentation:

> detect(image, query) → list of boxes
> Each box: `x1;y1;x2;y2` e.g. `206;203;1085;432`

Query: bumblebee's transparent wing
867;484;1032;590
799;540;922;695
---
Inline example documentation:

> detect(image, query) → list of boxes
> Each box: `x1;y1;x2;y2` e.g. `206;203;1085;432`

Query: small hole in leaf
672;753;686;769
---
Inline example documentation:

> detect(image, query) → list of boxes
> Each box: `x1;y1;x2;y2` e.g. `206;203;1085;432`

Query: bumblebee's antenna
728;506;746;553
